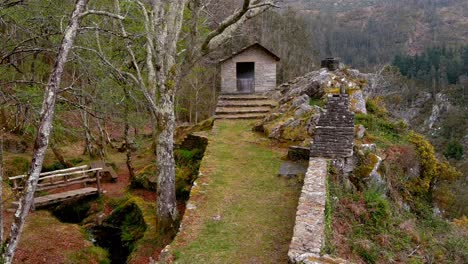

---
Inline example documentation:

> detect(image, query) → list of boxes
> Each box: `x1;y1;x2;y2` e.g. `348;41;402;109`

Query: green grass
322;162;334;255
310;98;324;107
170;120;301;263
66;246;110;264
355;113;407;147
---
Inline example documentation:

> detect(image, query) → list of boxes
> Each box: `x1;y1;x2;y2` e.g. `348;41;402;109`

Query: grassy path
168;120;301;264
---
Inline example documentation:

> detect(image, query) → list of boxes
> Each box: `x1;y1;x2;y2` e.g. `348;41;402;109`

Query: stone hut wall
220;46;277;93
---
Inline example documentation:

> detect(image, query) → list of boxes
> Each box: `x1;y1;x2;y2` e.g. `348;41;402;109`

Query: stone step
215;113;266;120
215;106;271;115
219;94;269;101
217;100;276;108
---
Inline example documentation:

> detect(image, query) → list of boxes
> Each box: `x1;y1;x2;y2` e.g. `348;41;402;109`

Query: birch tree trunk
0;128;4;244
152;0;187;230
3;0;88;262
123;88;136;180
155;92;178;229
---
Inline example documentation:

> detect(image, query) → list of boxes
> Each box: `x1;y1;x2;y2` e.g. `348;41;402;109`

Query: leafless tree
2;1;88;262
102;0;279;230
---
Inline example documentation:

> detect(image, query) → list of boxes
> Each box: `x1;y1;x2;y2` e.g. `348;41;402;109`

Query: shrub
352;240;379;264
407;132;437;196
437;161;462;183
366;96;387;117
364;190;391;228
444;140;464;160
175;167;194;200
175;148;203;169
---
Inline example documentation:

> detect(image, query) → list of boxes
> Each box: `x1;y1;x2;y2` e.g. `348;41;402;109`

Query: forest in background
0;0;466;263
2;0;467;130
0;0;466;187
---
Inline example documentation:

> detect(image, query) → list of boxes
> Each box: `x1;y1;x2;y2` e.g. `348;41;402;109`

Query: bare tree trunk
124;122;136;180
96;119;106;159
123;91;136;179
0;128;4;243
3;0;88;262
81;109;95;157
195;88;199;124
152;0;187;230
155;93;178;230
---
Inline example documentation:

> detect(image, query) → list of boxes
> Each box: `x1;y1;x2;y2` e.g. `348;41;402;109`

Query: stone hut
219;43;280;94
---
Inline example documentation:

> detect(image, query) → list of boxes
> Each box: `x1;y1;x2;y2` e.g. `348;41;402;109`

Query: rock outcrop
425;93;452;130
259;68;370;143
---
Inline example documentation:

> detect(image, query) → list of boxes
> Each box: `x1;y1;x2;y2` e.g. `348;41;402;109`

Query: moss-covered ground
13;211;109;264
168;120;301;263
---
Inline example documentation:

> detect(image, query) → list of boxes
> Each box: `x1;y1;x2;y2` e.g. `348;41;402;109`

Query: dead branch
80;10;124;20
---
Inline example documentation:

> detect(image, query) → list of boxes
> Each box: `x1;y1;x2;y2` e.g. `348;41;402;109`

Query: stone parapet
288;157;352;264
288;158;327;263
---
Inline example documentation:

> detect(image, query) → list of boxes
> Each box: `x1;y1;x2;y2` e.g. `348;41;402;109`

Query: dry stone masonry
288;158;327;262
289;91;355;264
310;94;355;158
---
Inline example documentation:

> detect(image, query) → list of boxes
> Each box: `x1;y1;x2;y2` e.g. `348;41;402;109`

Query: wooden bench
9;165;103;208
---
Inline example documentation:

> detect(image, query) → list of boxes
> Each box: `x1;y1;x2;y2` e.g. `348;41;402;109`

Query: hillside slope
259;64;466;263
283;0;468;66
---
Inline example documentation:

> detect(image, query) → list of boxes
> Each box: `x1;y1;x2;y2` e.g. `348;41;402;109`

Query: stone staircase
215;94;276;119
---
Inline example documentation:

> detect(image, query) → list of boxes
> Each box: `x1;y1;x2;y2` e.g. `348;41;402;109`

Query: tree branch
80;10;124;20
200;0;278;53
78;26;128;38
1;48;56;64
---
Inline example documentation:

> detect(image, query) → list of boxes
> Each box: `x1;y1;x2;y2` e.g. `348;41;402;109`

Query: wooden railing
9;165;103;195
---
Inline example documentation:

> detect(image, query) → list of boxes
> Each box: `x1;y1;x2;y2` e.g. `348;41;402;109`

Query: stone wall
310;94;354;158
220;46;278;93
288;93;355;264
288;158;350;264
288;158;327;263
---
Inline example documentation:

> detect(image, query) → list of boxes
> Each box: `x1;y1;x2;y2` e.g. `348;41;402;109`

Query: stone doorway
236;62;255;93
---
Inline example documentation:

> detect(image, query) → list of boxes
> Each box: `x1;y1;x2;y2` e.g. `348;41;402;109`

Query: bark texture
0;129;4;243
3;0;88;262
153;0;187;228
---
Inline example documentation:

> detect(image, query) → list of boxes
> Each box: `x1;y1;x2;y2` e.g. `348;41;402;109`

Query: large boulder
350;90;367;114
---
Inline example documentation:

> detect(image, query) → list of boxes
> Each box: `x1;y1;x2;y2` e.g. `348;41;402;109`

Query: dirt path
167;120;301;264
